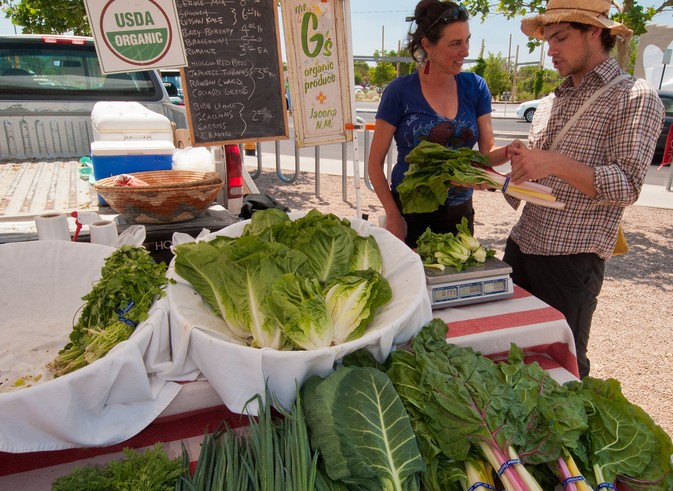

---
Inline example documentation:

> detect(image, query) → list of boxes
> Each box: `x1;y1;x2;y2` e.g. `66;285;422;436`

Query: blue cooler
91;140;175;205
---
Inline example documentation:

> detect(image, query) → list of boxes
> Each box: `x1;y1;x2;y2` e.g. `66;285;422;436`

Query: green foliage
0;0;90;35
369;49;397;89
515;65;561;101
469;56;487;77
532;68;544;99
395;48;416;76
483;52;511;100
353;60;370;86
52;444;185;491
460;0;662;69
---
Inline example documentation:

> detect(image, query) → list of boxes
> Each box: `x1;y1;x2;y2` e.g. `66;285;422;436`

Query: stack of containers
90;101;175;204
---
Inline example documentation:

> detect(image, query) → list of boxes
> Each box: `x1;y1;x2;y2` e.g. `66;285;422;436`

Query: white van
0;34;187;160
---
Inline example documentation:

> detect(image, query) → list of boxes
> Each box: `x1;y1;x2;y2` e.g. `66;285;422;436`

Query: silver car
515;99;541;123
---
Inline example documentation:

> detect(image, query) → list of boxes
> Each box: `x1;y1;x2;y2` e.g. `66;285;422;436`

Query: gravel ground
249;169;673;437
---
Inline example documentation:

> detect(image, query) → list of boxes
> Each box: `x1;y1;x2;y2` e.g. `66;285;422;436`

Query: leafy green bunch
48;246;172;377
398;141;562;212
397;141;492;214
174;209;392;350
416;217;495;271
384;319;673;491
52;444;185;491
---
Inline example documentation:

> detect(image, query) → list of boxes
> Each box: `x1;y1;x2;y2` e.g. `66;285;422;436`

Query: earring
424;60;431;75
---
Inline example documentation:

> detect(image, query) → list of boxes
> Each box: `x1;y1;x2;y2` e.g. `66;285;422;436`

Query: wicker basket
94;170;224;223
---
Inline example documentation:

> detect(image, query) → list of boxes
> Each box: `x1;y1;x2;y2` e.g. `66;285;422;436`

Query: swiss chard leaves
302;366;424;491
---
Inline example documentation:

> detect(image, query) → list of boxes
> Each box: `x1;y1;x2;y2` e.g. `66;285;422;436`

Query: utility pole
511;45;519;102
507;34;512;73
381;26;385;55
397;40;401;77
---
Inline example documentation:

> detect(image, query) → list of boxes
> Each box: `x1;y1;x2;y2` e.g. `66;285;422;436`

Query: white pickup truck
0;34;187;160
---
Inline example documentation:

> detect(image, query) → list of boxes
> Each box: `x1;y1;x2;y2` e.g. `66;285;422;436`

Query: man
504;0;665;378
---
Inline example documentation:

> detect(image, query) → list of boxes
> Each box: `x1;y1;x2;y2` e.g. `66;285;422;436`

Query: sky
1;0;671;69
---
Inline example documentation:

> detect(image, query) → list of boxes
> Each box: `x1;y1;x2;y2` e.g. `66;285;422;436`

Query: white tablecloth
0;241;181;453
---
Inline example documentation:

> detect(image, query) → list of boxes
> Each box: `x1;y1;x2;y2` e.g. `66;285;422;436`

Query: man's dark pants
504;237;605;379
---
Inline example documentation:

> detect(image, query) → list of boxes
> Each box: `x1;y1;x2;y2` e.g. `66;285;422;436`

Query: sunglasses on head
424;4;468;34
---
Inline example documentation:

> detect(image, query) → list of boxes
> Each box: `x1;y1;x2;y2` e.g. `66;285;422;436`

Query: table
436;285;580;383
0;286;578;489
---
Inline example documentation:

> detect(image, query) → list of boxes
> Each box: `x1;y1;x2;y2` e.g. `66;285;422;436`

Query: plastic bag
172;147;215;172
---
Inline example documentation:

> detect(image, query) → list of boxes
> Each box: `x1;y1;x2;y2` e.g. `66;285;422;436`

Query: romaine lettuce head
241;207;291;238
325;269;392;345
269;273;334;350
175;235;308;349
350;235;383;274
220;241;308;349
173;240;251;337
175;210;395;351
283;211;358;285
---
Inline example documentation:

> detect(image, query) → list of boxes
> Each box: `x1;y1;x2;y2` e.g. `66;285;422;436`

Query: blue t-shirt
376;71;492;205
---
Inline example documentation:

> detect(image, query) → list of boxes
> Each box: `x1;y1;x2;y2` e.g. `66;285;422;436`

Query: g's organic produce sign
280;0;354;147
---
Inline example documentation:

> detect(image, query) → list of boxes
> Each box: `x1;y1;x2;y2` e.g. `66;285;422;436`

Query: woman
368;0;510;247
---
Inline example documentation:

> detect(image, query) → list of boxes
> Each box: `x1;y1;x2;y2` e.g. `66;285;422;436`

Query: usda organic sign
85;0;187;73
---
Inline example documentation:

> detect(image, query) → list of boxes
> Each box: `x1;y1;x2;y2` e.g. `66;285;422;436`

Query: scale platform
426;257;514;309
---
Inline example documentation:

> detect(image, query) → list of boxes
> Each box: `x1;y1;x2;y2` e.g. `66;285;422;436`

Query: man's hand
509;139;597;197
509;139;553;184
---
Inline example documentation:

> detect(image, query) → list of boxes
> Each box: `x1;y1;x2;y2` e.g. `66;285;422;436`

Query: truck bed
0;159;97;220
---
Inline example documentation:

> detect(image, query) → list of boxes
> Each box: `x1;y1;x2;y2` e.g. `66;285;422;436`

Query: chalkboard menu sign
175;0;289;146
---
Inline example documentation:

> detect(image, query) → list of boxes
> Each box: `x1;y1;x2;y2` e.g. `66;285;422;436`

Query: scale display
425;257;514;309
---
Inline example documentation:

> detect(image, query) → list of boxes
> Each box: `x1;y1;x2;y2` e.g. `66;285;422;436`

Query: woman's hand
383;212;407;242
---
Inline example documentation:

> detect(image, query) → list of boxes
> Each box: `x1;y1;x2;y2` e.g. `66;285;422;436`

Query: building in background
635;23;673;91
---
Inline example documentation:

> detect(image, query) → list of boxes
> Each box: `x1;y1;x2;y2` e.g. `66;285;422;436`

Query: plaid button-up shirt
508;58;665;259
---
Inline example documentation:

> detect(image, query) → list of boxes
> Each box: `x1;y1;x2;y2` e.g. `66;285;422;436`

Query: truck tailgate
0;159;97;220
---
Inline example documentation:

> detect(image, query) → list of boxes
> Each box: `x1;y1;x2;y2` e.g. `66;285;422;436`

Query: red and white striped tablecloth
0;286;578;489
436;285;580;382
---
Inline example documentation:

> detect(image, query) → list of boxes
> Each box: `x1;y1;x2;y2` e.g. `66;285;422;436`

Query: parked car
0;34;187;160
160;69;184;105
515;99;541;122
654;91;673;165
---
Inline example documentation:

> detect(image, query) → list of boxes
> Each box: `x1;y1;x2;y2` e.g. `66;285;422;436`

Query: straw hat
521;0;632;40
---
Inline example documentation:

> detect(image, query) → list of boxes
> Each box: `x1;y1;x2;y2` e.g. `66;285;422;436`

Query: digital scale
426;257;514;309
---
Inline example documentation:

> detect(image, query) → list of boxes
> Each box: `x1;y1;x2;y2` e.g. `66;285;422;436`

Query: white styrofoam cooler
91;101;173;142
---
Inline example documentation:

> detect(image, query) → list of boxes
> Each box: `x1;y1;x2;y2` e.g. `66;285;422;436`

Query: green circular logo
100;0;171;65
